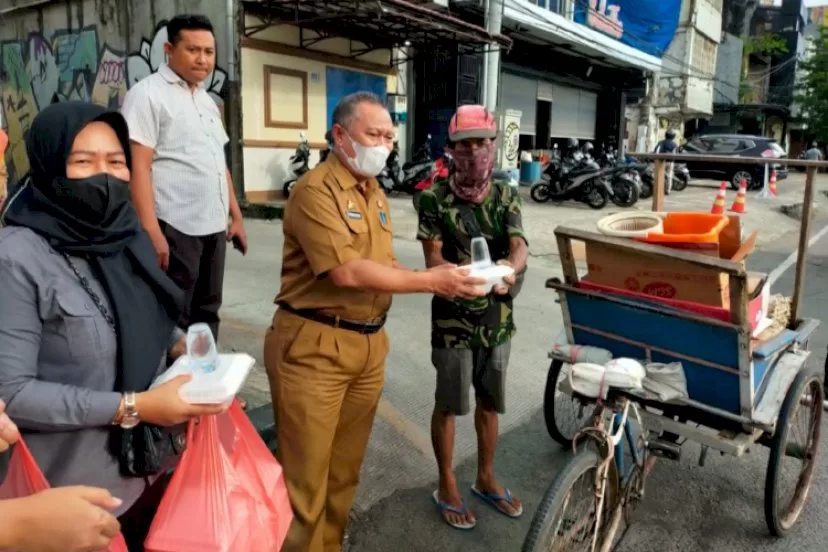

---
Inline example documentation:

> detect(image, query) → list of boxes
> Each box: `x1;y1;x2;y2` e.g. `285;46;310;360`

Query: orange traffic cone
711;181;727;214
729;179;748;214
769;170;778;196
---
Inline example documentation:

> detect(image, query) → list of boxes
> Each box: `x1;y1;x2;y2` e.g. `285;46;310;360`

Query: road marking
221;315;433;456
376;399;434;458
768;221;828;285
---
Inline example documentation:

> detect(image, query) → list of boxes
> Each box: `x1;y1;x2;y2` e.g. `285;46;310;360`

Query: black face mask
46;173;132;225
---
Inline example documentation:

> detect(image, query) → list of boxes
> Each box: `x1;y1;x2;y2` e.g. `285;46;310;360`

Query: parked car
681;134;788;190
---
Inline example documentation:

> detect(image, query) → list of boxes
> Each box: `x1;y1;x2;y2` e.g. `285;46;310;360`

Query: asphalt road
219;205;828;552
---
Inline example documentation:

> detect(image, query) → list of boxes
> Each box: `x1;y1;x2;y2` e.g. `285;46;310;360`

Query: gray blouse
0;226;184;515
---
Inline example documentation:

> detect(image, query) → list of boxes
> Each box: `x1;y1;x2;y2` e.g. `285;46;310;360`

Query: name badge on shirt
347;210;363;220
379;211;388;224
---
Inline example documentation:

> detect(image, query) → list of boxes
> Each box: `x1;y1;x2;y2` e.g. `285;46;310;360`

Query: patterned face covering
449;140;495;204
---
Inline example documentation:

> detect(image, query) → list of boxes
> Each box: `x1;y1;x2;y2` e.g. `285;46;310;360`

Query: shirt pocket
42;292;103;369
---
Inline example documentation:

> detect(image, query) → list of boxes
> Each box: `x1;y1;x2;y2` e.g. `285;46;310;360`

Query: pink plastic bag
0;437;128;551
144;401;293;552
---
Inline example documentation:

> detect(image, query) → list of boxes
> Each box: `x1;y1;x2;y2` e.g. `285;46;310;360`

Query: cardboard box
584;216;758;309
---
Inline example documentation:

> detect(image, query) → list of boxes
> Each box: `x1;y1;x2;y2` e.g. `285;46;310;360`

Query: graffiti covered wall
0;0;231;183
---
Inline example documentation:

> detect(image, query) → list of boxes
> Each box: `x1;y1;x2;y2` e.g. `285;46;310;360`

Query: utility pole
483;0;503;112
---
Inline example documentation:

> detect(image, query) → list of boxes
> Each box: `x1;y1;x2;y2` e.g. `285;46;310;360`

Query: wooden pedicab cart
523;156;828;552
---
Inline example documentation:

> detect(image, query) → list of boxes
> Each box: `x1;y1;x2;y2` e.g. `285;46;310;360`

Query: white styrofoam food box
151;353;255;404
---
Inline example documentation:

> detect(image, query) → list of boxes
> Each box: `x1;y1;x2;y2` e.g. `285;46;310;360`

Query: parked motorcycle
597;145;644;207
398;135;436;194
282;132;311;199
377;142;403;194
412;149;452;211
637;160;690;199
531;150;617;209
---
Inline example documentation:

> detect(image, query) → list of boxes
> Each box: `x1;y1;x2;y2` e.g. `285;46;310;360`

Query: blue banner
573;0;681;58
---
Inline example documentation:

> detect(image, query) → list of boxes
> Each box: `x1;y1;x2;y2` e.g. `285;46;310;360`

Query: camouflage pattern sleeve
417;190;442;241
505;187;527;243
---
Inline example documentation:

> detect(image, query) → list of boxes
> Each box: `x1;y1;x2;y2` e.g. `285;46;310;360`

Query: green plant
796;27;828;143
738;33;789;103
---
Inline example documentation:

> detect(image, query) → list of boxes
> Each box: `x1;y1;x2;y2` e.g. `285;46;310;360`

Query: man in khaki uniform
265;92;486;552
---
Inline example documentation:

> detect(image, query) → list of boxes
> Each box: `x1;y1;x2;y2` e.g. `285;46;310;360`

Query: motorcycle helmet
566;137;579;150
582;142;595;153
665;129;677;140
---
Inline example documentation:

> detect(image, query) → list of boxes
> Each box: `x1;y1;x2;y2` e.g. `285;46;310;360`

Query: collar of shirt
158;63;195;91
327;150;379;194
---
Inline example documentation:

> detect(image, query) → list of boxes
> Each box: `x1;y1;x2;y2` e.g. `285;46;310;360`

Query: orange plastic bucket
636;212;730;252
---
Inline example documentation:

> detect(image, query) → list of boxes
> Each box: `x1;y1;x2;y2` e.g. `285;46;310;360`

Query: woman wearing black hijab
0;102;226;550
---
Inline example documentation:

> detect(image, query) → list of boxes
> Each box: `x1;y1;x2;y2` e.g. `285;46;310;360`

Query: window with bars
691;33;717;76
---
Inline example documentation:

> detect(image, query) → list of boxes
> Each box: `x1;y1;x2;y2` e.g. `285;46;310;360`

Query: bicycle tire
764;369;823;536
543;360;591;447
522;449;619;552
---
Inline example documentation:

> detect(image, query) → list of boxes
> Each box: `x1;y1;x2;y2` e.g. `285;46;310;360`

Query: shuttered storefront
549;84;597;140
499;72;538;136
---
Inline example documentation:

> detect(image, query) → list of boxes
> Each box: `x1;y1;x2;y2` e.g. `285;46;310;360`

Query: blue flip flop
471;484;524;519
432;490;476;530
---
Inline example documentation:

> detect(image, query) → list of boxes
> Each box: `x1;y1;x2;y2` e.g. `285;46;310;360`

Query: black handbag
115;424;185;478
62;252;183;477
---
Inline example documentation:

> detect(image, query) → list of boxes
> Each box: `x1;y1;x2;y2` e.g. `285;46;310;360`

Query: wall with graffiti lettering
0;0;231;183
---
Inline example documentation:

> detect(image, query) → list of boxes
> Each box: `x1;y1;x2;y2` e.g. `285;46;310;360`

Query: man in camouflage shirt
417;105;528;530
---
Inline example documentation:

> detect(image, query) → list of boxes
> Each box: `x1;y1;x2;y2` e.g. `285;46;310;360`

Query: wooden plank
555;233;579;285
554;226;747;276
652;159;666;212
728;273;747;326
631;153;828;170
790;167;817;329
752;350;809;429
752;329;799;360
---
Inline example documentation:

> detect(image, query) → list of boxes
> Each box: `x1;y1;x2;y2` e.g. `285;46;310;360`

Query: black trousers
159;220;227;341
118;475;169;551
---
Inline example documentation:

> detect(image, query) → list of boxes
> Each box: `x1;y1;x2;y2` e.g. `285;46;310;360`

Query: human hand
0;400;19;453
427;264;487;300
493;260;516;295
136;374;228;427
9;486;122;552
149;228;170;271
227;218;248;255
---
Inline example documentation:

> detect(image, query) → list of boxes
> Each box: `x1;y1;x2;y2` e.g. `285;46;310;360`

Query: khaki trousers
264;309;387;552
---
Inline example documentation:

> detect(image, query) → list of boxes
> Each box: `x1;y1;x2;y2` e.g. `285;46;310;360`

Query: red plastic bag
0;437;128;551
144;401;293;552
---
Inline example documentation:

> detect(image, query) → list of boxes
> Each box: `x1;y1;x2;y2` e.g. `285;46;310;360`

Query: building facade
424;0;681;156
654;0;723;140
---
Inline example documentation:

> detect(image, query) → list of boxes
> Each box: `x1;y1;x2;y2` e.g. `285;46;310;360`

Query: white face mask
344;133;390;177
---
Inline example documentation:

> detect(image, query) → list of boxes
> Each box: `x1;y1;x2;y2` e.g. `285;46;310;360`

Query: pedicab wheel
543;360;592;447
522;449;620;552
764;369;823;537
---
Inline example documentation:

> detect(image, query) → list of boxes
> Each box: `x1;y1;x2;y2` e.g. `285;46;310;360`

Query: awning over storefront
242;0;511;54
503;0;662;73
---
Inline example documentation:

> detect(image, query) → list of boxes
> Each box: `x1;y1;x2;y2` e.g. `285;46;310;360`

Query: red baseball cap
448;105;497;142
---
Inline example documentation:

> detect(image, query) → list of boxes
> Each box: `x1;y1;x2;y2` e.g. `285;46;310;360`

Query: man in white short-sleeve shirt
121;14;247;341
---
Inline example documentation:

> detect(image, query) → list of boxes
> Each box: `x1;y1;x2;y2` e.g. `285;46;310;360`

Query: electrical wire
508;0;802;92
